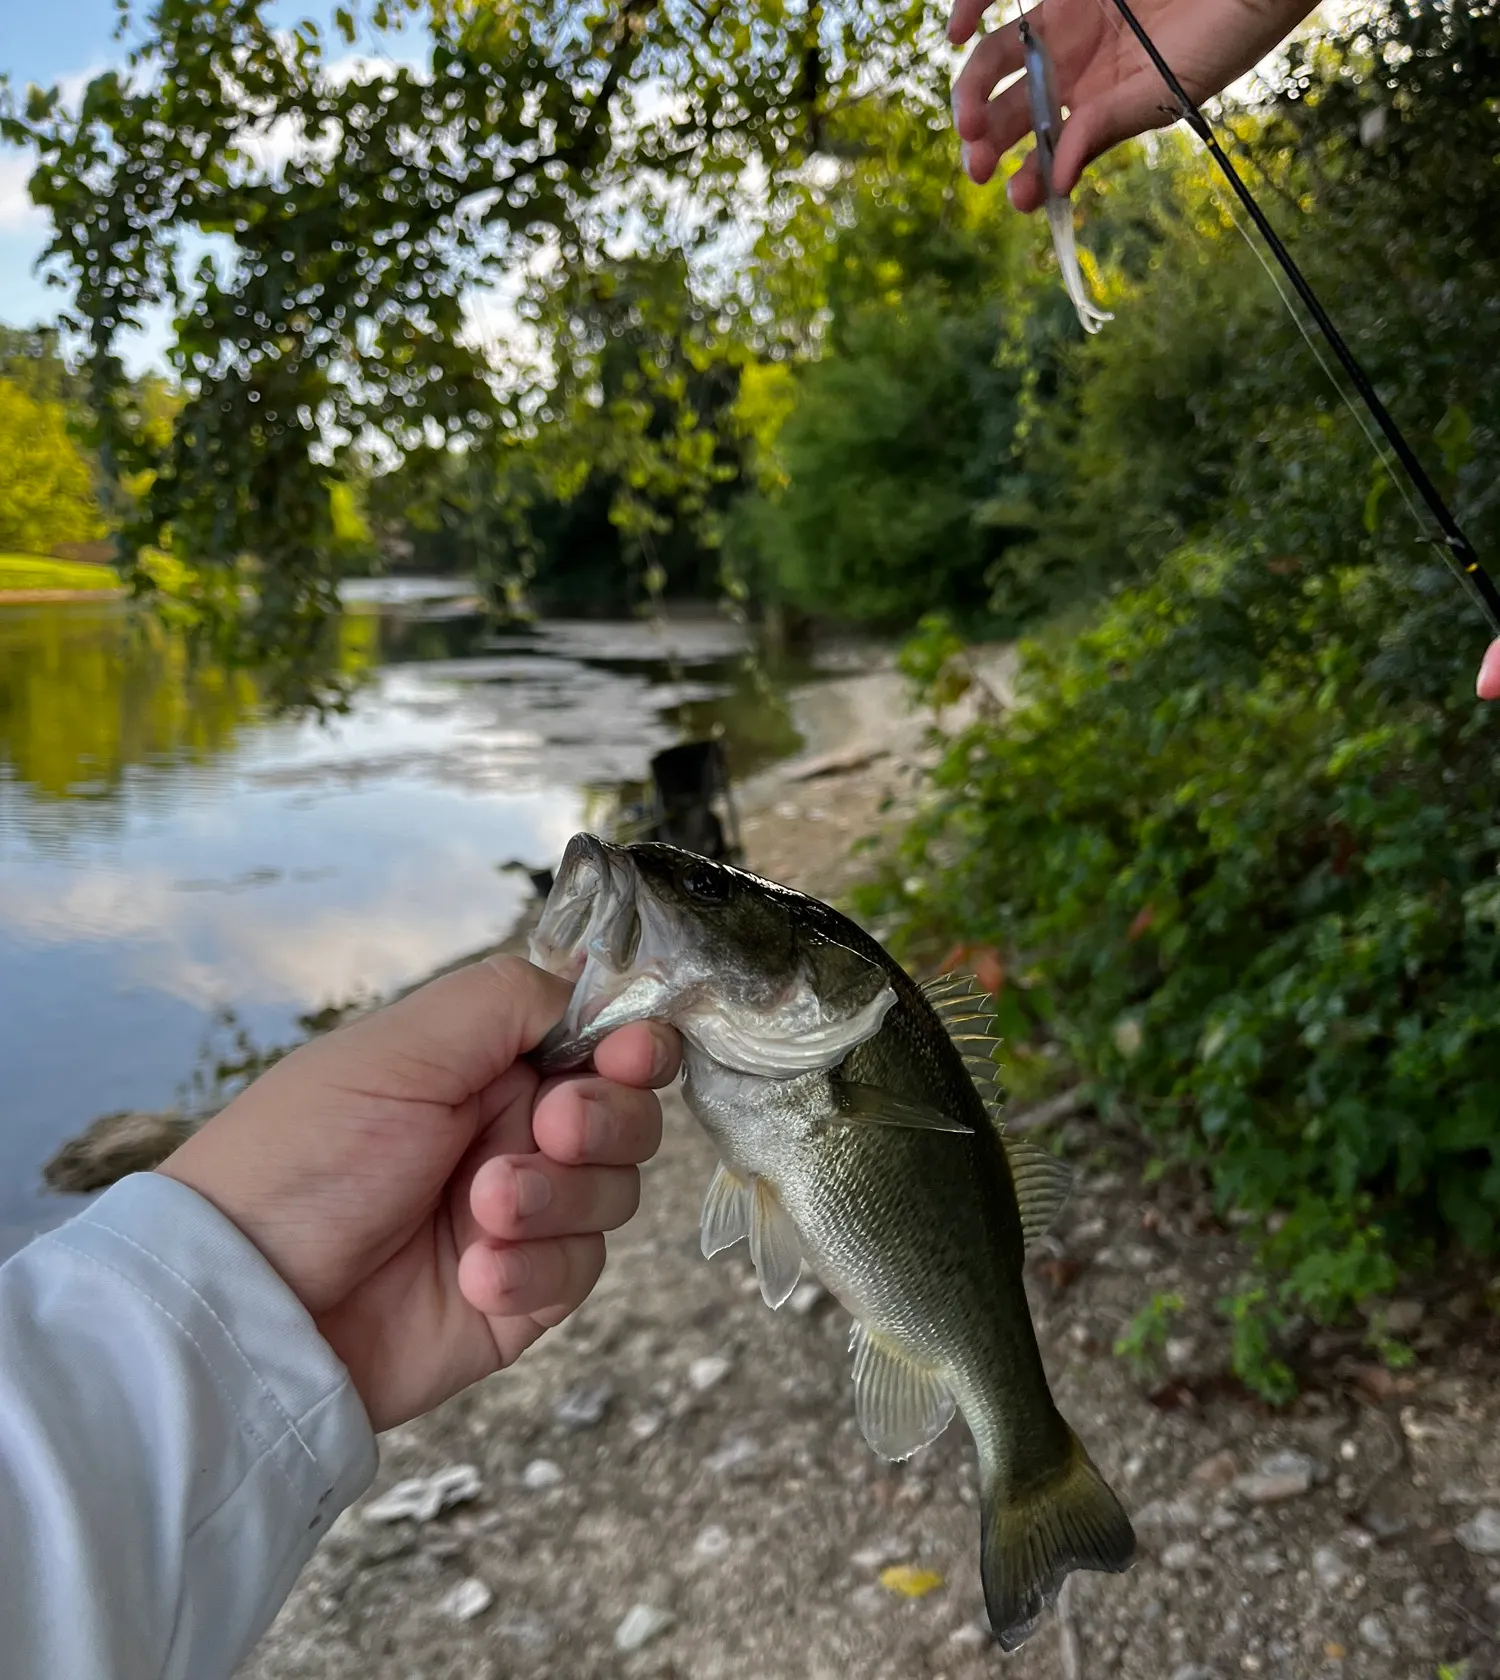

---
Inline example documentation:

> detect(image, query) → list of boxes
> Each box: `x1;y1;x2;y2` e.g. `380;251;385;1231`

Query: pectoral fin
749;1178;802;1309
830;1080;973;1135
849;1323;957;1461
700;1162;751;1258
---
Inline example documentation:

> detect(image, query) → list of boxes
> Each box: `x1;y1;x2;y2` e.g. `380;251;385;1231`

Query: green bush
862;546;1500;1395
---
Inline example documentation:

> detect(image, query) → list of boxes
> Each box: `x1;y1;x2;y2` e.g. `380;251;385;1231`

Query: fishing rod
1098;0;1500;638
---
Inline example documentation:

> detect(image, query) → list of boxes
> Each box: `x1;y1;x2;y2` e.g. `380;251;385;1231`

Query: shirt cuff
55;1171;378;1545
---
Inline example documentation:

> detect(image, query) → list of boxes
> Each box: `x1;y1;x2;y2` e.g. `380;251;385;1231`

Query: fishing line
1082;0;1500;636
1204;161;1432;549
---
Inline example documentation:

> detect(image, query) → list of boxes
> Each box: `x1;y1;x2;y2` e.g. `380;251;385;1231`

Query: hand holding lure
1018;14;1112;334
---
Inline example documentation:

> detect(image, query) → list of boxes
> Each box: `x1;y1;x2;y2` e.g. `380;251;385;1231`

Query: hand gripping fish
1019;14;1113;334
531;834;1135;1651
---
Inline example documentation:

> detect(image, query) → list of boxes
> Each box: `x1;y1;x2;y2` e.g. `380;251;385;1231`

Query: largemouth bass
530;833;1135;1650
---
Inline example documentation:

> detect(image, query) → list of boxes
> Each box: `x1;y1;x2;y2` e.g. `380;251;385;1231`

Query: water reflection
0;592;836;1254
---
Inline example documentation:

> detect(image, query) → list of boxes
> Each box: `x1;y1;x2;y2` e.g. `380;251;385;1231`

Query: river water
0;583;853;1256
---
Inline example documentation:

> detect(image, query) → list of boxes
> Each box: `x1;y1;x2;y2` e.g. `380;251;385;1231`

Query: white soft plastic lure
1019;14;1113;334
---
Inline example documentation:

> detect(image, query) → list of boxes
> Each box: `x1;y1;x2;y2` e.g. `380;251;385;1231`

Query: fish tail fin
979;1425;1135;1652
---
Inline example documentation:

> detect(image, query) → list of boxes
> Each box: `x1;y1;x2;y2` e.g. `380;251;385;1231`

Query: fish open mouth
529;833;675;1065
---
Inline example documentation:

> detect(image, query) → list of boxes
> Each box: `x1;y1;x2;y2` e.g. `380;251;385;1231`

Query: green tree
2;0;941;700
0;379;104;555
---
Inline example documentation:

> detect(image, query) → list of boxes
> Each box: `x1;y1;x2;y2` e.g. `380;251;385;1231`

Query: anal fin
849;1322;956;1461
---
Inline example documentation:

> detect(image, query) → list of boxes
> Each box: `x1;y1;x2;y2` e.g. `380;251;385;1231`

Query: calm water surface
0;585;844;1254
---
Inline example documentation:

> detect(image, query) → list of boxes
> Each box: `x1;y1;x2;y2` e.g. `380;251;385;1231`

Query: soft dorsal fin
1004;1137;1073;1244
919;972;1003;1105
919;973;1073;1246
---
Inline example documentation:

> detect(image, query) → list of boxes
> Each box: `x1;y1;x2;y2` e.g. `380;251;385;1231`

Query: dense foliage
855;1;1500;1395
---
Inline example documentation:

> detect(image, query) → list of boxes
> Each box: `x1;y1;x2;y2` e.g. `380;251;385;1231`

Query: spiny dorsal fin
920;972;1004;1108
1004;1137;1073;1245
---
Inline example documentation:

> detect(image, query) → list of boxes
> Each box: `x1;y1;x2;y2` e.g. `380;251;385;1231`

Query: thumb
1477;639;1500;700
327;955;574;1107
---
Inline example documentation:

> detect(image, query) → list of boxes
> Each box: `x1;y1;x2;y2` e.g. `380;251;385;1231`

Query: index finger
947;0;993;44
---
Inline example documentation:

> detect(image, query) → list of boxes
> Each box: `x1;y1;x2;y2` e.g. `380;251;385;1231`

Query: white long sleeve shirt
0;1172;378;1679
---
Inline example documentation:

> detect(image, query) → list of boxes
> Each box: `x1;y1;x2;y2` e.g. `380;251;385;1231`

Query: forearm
0;1174;376;1680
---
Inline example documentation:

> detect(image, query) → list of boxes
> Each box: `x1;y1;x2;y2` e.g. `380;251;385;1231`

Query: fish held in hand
1020;15;1113;335
530;834;1135;1649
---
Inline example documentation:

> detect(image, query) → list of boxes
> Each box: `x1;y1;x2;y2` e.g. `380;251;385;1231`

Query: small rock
521;1459;564;1491
1243;1548;1283;1577
693;1524;732;1560
1232;1451;1316;1505
688;1355;733;1392
1381;1299;1424;1335
704;1436;760;1476
439;1578;493;1623
1134;1497;1201;1533
1161;1541;1201;1572
628;1411;663;1441
852;1536;910;1570
849;1584;887;1619
363;1464;482;1524
1456;1508;1500;1556
1357;1613;1394;1654
614;1604;674;1653
1312;1545;1350;1589
1165;1336;1197;1372
554;1381;613;1428
1202;1506;1238;1536
1170;1667;1218;1680
790;1280;827;1315
948;1622;991;1648
1189;1450;1238;1490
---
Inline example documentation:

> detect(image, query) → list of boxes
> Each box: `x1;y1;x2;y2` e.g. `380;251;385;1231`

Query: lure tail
1044;195;1113;335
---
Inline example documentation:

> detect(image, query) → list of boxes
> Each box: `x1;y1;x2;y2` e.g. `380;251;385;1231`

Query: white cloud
0;156;43;233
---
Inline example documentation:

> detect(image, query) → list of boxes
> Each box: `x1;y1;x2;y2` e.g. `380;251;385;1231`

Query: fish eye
682;862;731;904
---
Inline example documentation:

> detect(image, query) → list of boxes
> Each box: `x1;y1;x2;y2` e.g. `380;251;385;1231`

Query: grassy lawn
0;554;122;593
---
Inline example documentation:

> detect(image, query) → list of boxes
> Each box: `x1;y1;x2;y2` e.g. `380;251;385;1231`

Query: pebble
1312;1544;1351;1588
790;1280;827;1314
1170;1666;1218;1680
1456;1508;1500;1556
614;1604;674;1653
363;1464;482;1524
688;1355;733;1392
1243;1548;1283;1577
1189;1450;1238;1490
628;1410;663;1441
704;1436;761;1475
521;1459;564;1491
849;1584;888;1619
1135;1497;1202;1533
693;1524;732;1560
1233;1451;1317;1505
1357;1613;1394;1655
1165;1336;1197;1371
852;1536;910;1570
494;1611;552;1653
948;1621;991;1648
438;1578;494;1622
1382;1299;1424;1335
554;1381;613;1428
1161;1541;1200;1572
